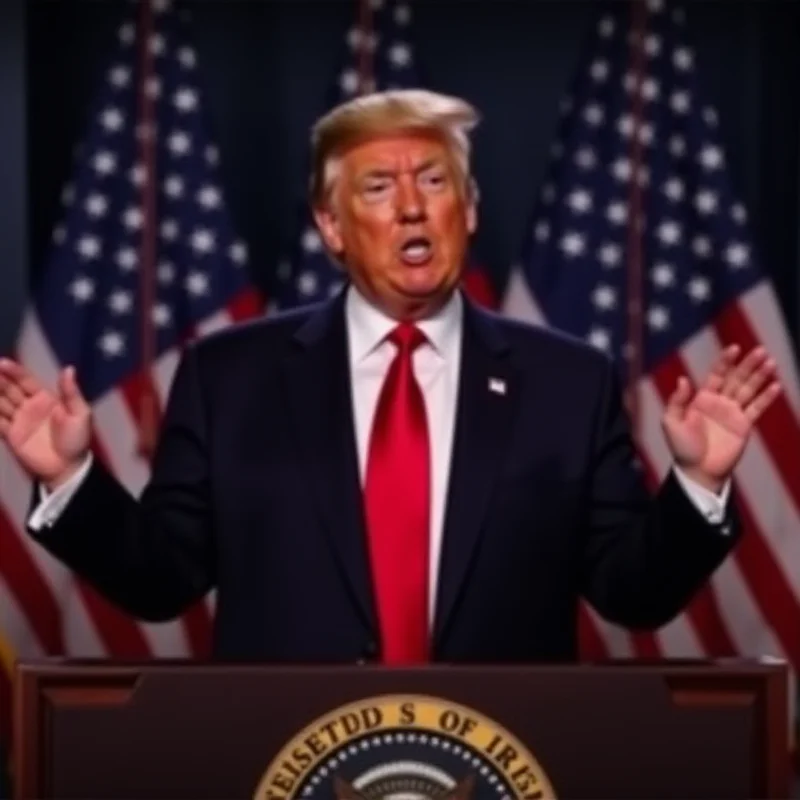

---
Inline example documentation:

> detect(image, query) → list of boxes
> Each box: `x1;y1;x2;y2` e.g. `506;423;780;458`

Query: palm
661;345;781;488
0;360;92;484
665;390;749;480
8;391;76;479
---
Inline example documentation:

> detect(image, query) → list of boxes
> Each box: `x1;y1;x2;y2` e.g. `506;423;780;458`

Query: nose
395;175;426;223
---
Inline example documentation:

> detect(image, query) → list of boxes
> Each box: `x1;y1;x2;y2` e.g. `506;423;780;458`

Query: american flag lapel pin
488;377;506;395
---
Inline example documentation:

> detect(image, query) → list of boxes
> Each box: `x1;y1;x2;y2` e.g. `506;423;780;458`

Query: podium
12;658;792;799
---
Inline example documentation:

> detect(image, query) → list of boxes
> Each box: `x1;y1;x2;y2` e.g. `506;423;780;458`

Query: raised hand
0;359;92;488
661;345;781;493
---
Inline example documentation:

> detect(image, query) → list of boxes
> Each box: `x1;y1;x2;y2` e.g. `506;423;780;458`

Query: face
313;131;477;320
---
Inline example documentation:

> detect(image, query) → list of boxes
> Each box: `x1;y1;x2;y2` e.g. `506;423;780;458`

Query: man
0;90;781;664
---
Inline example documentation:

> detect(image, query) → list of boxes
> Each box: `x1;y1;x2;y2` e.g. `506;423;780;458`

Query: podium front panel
13;660;790;799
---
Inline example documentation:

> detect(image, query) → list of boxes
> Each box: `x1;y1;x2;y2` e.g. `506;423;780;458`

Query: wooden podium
12;658;793;799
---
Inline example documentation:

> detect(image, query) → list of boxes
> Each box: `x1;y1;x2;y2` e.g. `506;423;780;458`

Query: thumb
664;375;693;420
58;366;88;415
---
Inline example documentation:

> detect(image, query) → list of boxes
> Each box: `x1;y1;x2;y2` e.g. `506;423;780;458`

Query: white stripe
655;614;704;656
61;582;106;657
0;578;46;659
583;606;634;657
137;619;190;658
92;389;150;497
740;283;800;419
710;558;786;660
196;309;234;339
500;266;547;326
681;329;800;600
152;349;181;406
18;311;61;384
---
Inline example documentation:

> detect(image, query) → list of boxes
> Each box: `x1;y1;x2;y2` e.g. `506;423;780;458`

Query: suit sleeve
579;356;740;629
27;343;215;622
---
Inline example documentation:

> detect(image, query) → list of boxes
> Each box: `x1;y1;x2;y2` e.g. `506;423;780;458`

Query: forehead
339;131;452;175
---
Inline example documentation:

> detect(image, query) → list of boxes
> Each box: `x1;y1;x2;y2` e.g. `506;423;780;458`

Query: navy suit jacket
30;288;740;663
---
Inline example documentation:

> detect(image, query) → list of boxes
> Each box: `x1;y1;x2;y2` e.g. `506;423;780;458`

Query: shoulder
185;301;325;374
472;304;614;384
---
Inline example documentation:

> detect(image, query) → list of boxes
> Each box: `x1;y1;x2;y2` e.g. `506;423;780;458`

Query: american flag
271;0;496;311
0;0;262;739
503;0;800;666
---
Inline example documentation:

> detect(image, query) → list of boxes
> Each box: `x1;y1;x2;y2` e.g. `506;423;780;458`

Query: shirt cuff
672;465;732;530
28;453;94;531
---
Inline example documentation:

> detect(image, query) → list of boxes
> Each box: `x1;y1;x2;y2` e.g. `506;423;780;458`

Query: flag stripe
714;302;800;514
0;507;61;655
577;603;610;659
740;283;800;418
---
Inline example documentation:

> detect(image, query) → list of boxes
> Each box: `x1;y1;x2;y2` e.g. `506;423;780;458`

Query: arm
27;345;215;621
578;358;739;629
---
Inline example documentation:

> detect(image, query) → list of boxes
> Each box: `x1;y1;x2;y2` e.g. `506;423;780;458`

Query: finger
0;418;9;438
703;345;740;392
58;366;87;414
733;358;776;407
0;397;16;419
0;378;25;407
0;358;41;396
744;380;782;423
665;375;693;419
721;346;768;398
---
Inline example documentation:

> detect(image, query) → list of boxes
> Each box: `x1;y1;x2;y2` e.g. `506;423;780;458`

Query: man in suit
0;90;781;664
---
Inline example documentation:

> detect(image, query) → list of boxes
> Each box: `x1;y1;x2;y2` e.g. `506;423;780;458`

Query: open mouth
399;236;433;266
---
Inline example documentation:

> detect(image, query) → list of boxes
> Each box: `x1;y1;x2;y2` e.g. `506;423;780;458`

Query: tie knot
389;321;426;354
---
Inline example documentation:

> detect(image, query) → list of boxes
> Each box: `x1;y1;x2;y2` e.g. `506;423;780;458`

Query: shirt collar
345;283;463;364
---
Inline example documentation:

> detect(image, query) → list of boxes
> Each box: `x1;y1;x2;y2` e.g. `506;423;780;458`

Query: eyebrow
358;158;446;182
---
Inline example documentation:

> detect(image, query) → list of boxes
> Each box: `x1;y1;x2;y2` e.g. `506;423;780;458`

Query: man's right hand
0;359;92;490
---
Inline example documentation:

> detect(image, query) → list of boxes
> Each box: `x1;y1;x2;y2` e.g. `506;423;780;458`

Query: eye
362;179;392;200
420;170;447;189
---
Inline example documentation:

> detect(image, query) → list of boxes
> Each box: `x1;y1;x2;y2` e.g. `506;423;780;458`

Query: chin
396;268;456;298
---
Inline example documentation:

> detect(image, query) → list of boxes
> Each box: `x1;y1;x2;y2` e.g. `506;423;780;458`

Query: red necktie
364;322;430;664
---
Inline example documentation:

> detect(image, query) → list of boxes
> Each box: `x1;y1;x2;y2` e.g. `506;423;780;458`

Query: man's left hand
661;344;782;494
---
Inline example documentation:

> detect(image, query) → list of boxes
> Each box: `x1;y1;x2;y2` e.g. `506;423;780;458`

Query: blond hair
309;88;480;208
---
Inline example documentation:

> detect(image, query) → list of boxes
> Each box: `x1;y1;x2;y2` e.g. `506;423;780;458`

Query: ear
466;200;477;236
465;177;478;235
312;203;344;255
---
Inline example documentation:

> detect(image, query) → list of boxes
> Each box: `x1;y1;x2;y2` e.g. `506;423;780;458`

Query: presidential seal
254;695;556;799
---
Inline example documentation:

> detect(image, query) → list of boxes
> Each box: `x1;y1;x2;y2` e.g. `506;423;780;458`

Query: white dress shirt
29;285;732;624
346;285;462;622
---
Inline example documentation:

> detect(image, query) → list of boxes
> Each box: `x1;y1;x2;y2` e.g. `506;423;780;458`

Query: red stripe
651;353;800;663
577;603;609;660
461;267;497;310
0;505;62;654
715;302;800;515
228;287;265;321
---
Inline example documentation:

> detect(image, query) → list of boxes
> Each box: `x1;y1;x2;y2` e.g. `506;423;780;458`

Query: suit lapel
281;292;376;632
434;300;520;645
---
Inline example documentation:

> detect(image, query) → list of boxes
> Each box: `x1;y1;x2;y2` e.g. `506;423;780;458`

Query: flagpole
357;0;374;94
136;0;159;458
625;0;650;443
